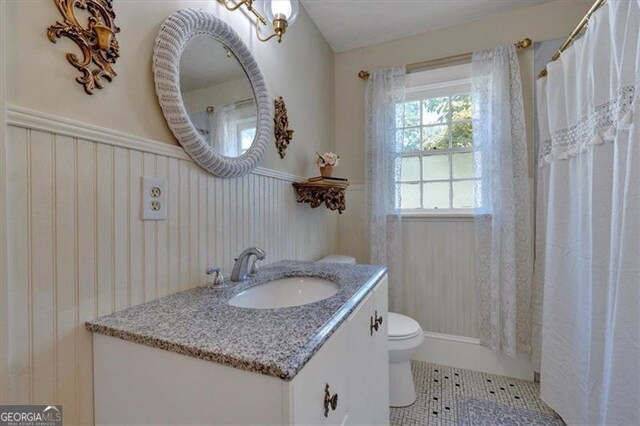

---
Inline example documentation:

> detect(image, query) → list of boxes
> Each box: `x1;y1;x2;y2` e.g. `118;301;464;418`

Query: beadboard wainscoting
338;187;533;379
2;106;338;424
339;186;477;337
401;216;478;338
337;185;369;264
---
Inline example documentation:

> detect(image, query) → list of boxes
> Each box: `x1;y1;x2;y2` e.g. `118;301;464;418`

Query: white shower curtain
471;45;532;357
365;67;406;312
536;1;640;424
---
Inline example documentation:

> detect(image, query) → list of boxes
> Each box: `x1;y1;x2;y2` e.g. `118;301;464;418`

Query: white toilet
318;255;424;407
387;312;424;406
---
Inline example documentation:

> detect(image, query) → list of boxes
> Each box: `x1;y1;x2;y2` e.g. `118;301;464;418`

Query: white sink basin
228;276;339;309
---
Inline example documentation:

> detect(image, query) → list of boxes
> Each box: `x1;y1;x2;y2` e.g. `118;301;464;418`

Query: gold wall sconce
217;0;299;43
47;0;120;95
274;97;294;158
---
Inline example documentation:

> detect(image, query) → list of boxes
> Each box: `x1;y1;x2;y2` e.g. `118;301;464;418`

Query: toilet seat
388;312;422;341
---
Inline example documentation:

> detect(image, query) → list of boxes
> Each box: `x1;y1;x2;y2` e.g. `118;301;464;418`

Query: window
396;65;477;212
236;118;257;155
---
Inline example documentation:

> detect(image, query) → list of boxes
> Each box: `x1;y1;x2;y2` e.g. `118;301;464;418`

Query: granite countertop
86;260;386;381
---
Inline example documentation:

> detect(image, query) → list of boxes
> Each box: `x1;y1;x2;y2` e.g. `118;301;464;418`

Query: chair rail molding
6;105;304;183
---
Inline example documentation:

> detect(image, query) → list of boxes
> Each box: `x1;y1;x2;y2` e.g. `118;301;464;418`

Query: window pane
451;94;472;122
240;127;256;151
403;101;420;127
422;154;449;181
422;125;449;150
451;122;473;148
422;97;449;125
402;128;421;151
401;157;420;181
423;182;450;209
452;152;474;179
400;183;421;209
453;180;474;209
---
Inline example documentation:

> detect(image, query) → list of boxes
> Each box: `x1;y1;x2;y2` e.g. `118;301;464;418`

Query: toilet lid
388;312;422;340
318;255;356;265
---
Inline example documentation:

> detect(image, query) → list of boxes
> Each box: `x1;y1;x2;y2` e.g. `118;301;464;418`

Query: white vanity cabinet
290;276;389;426
93;275;389;425
345;276;389;425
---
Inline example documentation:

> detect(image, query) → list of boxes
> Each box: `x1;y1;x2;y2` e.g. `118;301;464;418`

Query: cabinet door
290;323;349;425
371;276;390;424
345;291;375;425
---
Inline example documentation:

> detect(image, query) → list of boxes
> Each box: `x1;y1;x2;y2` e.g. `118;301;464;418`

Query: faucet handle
206;267;225;286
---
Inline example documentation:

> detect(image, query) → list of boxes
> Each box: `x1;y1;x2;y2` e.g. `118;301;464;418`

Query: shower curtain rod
538;0;606;78
357;37;532;80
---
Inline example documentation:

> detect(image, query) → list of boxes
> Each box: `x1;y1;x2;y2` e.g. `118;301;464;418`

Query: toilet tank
318;255;356;265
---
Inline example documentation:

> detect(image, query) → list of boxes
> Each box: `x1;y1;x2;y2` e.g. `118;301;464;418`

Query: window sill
399;210;475;220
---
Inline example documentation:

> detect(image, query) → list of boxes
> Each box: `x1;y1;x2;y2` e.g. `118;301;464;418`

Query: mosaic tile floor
390;361;564;426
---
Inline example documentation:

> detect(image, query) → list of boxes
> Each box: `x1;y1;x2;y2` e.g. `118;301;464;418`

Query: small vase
320;165;333;178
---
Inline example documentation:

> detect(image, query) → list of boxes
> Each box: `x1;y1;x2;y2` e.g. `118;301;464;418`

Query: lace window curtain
365;67;406;311
471;45;532;357
536;1;640;424
189;111;212;146
211;104;240;156
209;103;257;156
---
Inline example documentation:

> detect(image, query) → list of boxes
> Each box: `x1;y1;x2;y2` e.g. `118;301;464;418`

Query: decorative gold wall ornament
47;0;120;95
292;181;349;214
274;97;294;158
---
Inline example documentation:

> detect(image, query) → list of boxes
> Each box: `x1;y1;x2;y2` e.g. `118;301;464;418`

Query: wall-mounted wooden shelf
292;180;349;214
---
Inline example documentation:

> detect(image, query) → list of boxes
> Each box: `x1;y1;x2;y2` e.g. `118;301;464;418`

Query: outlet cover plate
142;177;167;220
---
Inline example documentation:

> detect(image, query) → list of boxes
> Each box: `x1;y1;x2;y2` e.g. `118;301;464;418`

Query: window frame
396;65;477;214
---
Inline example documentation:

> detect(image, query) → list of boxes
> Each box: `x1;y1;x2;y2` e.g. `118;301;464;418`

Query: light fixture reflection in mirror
217;0;299;43
179;35;258;158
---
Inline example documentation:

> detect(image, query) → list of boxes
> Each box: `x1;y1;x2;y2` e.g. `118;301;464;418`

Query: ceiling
301;0;554;52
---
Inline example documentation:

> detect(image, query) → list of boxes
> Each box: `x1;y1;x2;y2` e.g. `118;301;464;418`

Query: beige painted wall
6;0;334;177
334;0;592;184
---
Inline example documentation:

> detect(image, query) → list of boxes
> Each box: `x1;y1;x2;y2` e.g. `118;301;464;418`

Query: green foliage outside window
422;94;472;150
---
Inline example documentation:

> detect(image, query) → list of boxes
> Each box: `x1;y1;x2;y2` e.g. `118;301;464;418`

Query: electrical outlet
142;177;167;220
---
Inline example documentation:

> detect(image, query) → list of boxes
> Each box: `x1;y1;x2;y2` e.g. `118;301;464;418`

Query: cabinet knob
324;383;339;417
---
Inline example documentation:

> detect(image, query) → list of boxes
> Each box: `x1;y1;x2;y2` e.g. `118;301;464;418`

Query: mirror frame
152;9;272;178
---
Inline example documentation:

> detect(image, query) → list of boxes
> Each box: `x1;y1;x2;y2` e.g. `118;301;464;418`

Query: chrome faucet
230;247;266;282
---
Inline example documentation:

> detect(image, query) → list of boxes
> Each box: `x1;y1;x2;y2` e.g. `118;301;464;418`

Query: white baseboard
414;331;534;381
